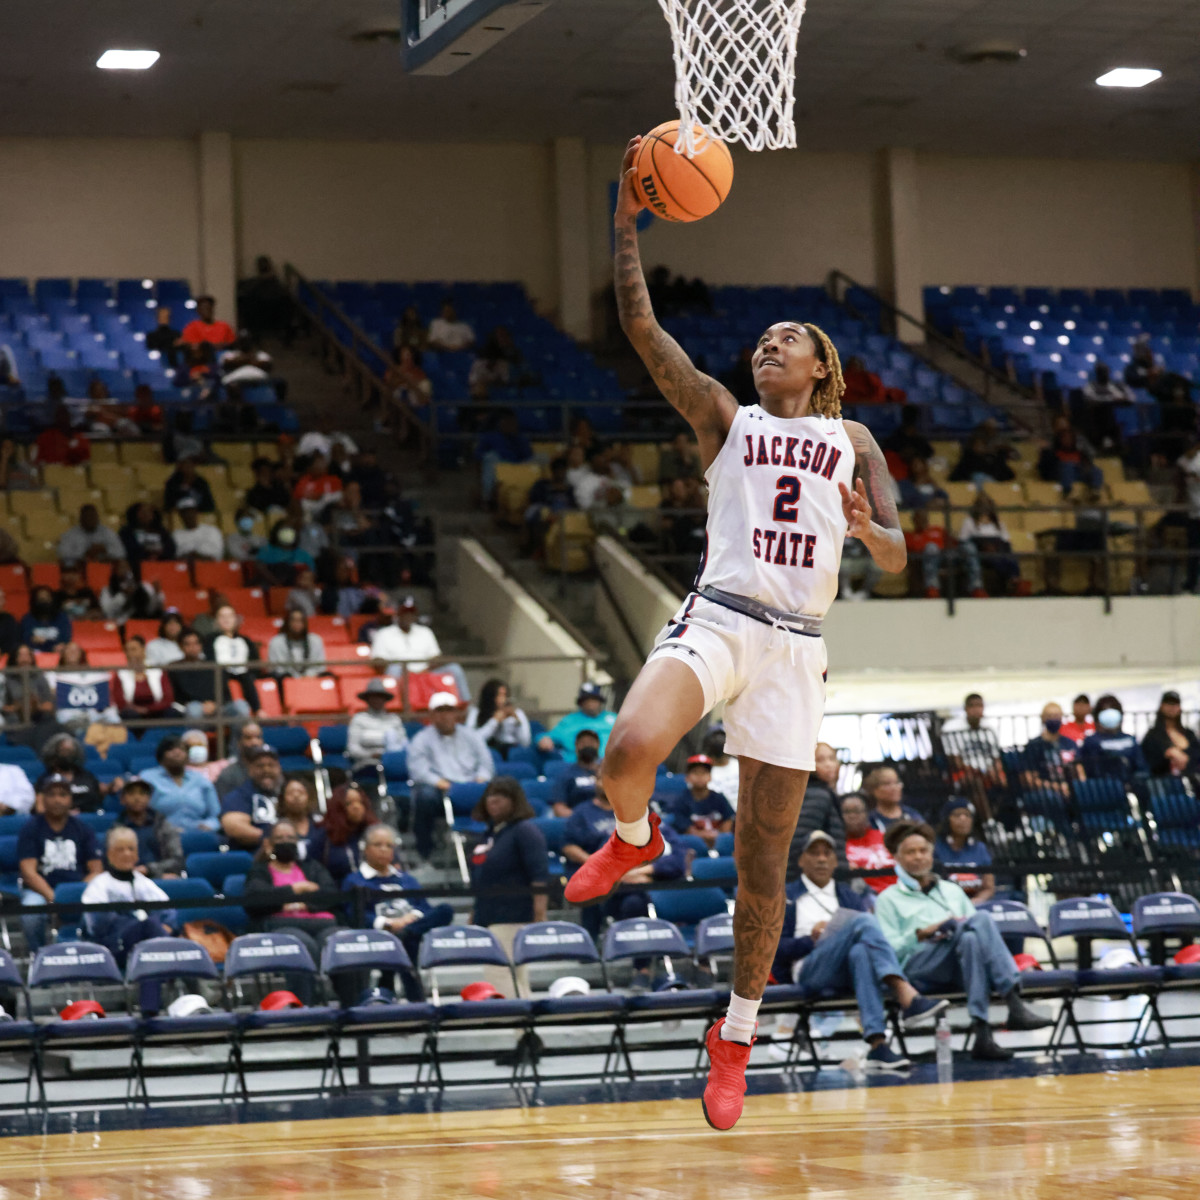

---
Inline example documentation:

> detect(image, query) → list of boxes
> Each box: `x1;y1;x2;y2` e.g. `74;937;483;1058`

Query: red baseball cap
60;1000;106;1021
1012;953;1041;972
460;981;504;1002
259;990;304;1011
686;755;714;768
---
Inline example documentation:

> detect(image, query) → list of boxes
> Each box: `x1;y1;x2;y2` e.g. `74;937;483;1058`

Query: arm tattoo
846;420;907;572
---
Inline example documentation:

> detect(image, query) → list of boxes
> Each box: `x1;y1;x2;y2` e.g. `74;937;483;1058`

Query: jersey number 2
773;475;802;522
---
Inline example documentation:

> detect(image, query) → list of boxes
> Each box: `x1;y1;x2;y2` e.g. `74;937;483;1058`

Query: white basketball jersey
694;405;855;618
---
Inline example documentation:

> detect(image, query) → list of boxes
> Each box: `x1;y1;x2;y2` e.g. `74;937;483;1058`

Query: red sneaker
701;1018;755;1131
563;812;664;906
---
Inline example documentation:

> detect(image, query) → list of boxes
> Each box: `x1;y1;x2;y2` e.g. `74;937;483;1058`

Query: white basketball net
657;0;808;154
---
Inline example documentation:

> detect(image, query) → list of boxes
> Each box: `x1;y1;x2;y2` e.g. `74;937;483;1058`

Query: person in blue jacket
1080;694;1148;782
535;682;617;761
772;830;947;1071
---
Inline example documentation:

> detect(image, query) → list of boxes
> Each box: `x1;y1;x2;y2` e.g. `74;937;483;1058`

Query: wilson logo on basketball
639;174;670;218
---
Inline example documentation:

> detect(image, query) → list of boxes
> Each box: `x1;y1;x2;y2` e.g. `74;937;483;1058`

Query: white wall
593;535;680;680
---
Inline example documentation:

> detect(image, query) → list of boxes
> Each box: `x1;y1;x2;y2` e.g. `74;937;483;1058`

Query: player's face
751;323;827;399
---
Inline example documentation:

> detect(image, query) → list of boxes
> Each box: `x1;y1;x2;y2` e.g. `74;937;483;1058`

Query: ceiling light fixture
96;49;160;70
1096;67;1161;88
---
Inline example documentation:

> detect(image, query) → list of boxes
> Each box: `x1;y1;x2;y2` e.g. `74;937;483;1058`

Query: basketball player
564;137;907;1131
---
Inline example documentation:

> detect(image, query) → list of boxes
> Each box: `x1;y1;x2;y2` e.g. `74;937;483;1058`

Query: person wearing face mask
1020;702;1083;796
1080;695;1148;782
139;734;221;833
551;730;603;816
254;519;315;587
113;776;184;877
225;507;266;562
19;586;72;653
36;733;105;813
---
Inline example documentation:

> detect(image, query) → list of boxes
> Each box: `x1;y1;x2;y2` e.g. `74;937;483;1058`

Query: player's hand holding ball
839;478;874;538
615;137;645;222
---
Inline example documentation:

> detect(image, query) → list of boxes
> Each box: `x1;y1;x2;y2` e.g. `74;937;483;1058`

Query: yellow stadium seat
981;480;1024;510
89;463;136;492
544;511;593;574
931;440;960;463
1024;481;1064;508
133;462;173;491
56;488;105;518
7;490;56;519
100;511;121;533
103;488;150;518
531;441;565;460
1108;480;1153;507
212;442;256;466
0;513;24;543
630;443;661;484
228;464;254;490
1007;530;1044;594
41;464;89;492
942;482;977;509
898;510;915;532
1094;457;1124;485
119;443;162;466
495;462;545;526
197;464;229;489
89;442;119;465
23;511;71;543
1012;441;1039;463
1023;510;1069;535
21;539;58;564
627;485;663;509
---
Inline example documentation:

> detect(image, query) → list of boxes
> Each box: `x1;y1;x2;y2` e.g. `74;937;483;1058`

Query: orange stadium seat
85;562;110;591
87;650;128;668
0;564;29;591
282;676;343;715
34;652;58;669
193;560;247;591
71;622;123;652
140;561;192;589
29;564;60;589
407;671;461;712
124;619;160;643
5;592;29;618
161;588;210;618
267;587;293;616
309;616;351;644
340;674;400;713
327;644;374;679
222;587;268;617
239;617;281;646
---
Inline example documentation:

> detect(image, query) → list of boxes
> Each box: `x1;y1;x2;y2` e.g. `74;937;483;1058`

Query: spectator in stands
1082;362;1135;452
113;775;184;878
659;430;702;483
876;820;1051;1060
308;781;377;882
370;597;470;702
0;759;34;815
0;438;39;492
204;603;261;715
2;644;56;730
145;612;186;667
772;831;946;1070
20;586;71;653
863;767;922;832
701;725;739;808
120;502;176;568
478;411;535;503
327;558;370;618
99;560;162;624
139;734;220;833
839;538;881;601
841;356;887;406
111;635;175;720
169;629;251;722
523;456;576;556
266;608;325;679
164;456;215;514
180;295;236;349
277;776;318;861
326;484;375;561
58;504;123;564
18;775;102;950
393;306;428;355
144;306;181;370
254;518;316;585
468;345;510;401
385;345;433;411
466;678;531;760
841;793;894;893
53;562;100;622
661;476;707;567
572;445;629;511
896;458;948;512
469;777;549;997
288;498;331;567
225;506;265;563
788;742;846;867
348;447;388;510
219;337;274;389
342;823;451;1002
169;499;222;561
293;452;343;521
1178;437;1200;594
536;682;616;761
221;745;285;850
667;754;734;848
551;730;603;816
882;406;933;470
215;720;264;798
427;300;475;352
950;430;1015;485
180;729;223;782
282;566;321;618
1038;417;1102;493
1020;701;1081;795
407;693;494;860
904;508;952;599
1060;693;1095;744
957;495;1019;597
246;458;292;516
36;733;103;813
35;406;90;467
355;602;394;646
933;798;994;904
1081;694;1147;781
1142;690;1199;778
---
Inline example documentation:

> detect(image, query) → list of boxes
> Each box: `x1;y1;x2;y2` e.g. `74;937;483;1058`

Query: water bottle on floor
935;1016;953;1084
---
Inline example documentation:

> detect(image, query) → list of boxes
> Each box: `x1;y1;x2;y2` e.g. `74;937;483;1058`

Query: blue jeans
903;911;1019;1022
797;913;904;1040
21;890;49;951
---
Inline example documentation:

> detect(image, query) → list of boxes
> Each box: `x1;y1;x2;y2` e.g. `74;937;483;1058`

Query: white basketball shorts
646;591;828;772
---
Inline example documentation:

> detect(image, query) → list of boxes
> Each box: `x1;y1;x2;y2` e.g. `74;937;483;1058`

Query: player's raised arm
841;420;907;573
614;137;737;461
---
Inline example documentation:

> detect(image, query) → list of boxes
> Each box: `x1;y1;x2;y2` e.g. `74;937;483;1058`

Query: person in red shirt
904;508;950;599
292;452;343;518
179;296;237;348
1060;693;1095;745
840;793;894;894
35;406;90;466
841;356;887;405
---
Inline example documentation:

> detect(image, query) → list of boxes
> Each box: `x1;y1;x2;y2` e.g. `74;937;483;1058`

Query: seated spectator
120;502;176;567
1;437;39;493
862;766;922;833
701;725;739;808
164;456;216;514
267;608;325;679
905;508;951;599
180;295;237;349
572;445;628;510
326;557;371;618
346;679;407;777
466;678;531;760
393;305;428;355
293;452;343;520
2;644;57;729
468;348;510;401
169;628;252;721
99;560;162;623
957;495;1019;597
58;503;123;563
949;431;1015;485
385;346;433;410
18;775;102;950
841;356;887;405
226;506;265;563
287;497;330;566
943;692;1003;769
469;777;549;998
54;561;100;621
772;831;946;1071
37;733;104;813
0;760;35;816
246;457;292;516
219;337;273;387
172;499;224;560
349;447;388;509
283;566;323;618
36;405;92;466
1061;693;1095;744
140;734;220;833
658;430;702;483
896;458;948;511
1038;417;1102;493
221;744;284;849
661;476;707;564
1177;437;1200;594
180;729;222;781
1021;702;1081;794
478;411;534;502
342;823;451;1002
162;410;208;464
309;781;377;882
1081;362;1136;452
407;693;494;860
427;299;475;352
112;635;175;719
128;385;164;434
243;819;343;1004
145;612;186;667
113;775;184;878
370;596;470;702
326;483;374;555
1141;689;1199;778
204;603;262;714
1081;694;1147;781
277;776;319;861
144;306;181;370
551;730;603;816
83;826;177;1012
20;586;72;652
523;456;577;556
933;798;994;904
788;742;846;866
882;405;933;473
841;793;895;893
215;720;265;798
536;682;617;760
667;754;734;847
254;519;316;585
876;821;1052;1060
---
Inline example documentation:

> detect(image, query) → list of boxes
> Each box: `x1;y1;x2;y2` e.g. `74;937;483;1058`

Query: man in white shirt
297;427;360;461
0;763;35;815
369;597;470;700
171;498;224;560
1178;439;1200;593
572;446;628;510
941;692;1004;791
427;301;475;352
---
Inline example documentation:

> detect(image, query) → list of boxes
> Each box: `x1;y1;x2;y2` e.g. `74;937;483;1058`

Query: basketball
633;120;733;223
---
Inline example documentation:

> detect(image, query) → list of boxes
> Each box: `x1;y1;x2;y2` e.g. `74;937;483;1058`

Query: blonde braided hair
802;322;845;418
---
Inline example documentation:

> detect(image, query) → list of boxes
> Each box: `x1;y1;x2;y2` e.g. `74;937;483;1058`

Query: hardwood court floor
5;1066;1200;1198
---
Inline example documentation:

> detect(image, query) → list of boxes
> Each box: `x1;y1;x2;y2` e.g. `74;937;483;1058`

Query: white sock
615;813;651;847
721;993;760;1044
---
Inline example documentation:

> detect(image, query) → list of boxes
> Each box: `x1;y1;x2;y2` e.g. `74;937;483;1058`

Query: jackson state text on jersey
695;405;854;618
